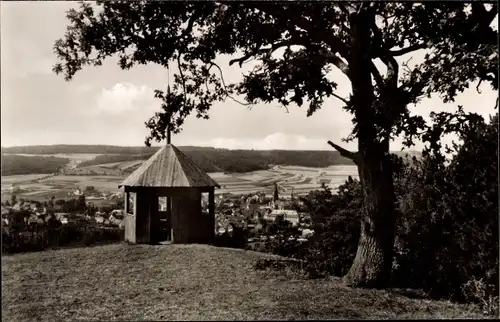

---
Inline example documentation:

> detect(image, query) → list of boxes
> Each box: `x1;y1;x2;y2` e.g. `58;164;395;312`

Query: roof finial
166;64;171;146
167;122;171;145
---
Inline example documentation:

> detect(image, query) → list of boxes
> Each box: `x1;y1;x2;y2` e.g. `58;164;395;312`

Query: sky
1;2;497;151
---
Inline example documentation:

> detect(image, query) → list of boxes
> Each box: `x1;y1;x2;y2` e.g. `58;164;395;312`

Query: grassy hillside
1;244;487;321
1;154;70;176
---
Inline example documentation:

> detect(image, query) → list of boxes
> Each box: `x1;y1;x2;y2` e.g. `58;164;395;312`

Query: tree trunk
343;149;396;288
338;8;397;288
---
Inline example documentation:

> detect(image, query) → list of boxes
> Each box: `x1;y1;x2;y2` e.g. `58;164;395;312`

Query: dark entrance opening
152;196;172;244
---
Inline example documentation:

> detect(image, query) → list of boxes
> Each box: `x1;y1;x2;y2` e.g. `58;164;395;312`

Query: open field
1;175;125;202
3;153;102;160
67;165;124;176
1;165;358;202
211;165;358;196
99;160;144;170
1;243;487;321
0;174;53;185
73;160;145;175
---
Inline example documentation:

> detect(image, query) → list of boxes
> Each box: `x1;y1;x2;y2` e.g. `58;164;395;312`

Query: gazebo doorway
153;195;172;243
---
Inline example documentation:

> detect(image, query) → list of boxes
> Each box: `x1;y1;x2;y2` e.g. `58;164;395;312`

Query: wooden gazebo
119;144;220;244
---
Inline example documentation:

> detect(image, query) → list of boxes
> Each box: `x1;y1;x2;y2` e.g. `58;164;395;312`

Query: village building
108;210;124;226
266;209;300;226
73;187;83;196
95;214;105;224
119;143;220;245
10;184;20;194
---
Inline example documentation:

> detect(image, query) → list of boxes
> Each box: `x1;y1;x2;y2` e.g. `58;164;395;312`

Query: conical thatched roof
119;144;220;188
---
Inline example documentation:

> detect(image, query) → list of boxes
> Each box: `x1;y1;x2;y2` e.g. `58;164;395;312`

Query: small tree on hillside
48;196;56;210
54;1;497;288
76;194;87;212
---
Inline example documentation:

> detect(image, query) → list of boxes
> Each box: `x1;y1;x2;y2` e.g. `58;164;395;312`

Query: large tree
53;1;497;288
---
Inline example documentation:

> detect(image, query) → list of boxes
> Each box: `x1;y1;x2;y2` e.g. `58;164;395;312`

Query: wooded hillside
1;154;70;176
77;148;356;173
1;145;422;175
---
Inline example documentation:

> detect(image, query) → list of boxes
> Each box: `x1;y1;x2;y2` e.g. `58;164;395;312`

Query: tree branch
338;3;357;15
230;3;352;78
368;10;399;86
369;9;399;85
389;43;427;56
476;79;483;94
176;10;204;43
249;3;351;61
369;61;384;87
229;37;350;77
229;40;296;67
327;140;360;165
331;93;349;105
177;54;187;101
384;54;399;87
471;2;498;28
317;48;349;75
207;61;253;107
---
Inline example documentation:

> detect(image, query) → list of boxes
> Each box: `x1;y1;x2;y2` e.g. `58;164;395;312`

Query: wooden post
209;188;215;242
124;192;129;214
209;188;215;217
166;83;172;145
166;193;172;241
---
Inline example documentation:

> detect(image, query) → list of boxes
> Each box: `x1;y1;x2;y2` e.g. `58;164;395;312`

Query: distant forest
1;154;70;176
77;148;355;173
1;145;420;176
0;145;156;155
1;145;357;175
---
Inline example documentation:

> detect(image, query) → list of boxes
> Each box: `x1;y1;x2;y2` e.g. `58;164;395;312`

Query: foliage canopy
53;1;497;147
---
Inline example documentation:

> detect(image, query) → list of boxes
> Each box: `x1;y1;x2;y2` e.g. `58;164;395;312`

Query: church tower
272;182;279;210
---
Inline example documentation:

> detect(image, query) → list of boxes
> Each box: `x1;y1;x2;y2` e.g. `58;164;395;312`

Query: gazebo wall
170;187;215;244
135;192;152;244
123;186;216;244
124;218;136;243
123;193;136;243
188;187;215;243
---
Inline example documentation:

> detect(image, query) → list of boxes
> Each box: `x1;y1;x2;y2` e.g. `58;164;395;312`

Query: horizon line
0;143;421;153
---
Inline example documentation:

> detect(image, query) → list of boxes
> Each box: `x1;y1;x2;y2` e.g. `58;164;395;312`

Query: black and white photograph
1;1;498;320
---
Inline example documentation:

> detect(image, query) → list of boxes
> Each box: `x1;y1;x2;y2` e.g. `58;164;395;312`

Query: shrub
461;278;499;316
214;224;248;249
252;114;498;308
392;114;498;304
2;221;124;254
253;179;362;278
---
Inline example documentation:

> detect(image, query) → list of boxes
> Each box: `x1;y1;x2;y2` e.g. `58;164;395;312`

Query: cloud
94;83;155;115
183;132;334;150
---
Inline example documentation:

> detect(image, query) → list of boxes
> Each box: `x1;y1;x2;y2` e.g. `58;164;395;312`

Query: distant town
1;145;422;252
2;179;316;253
